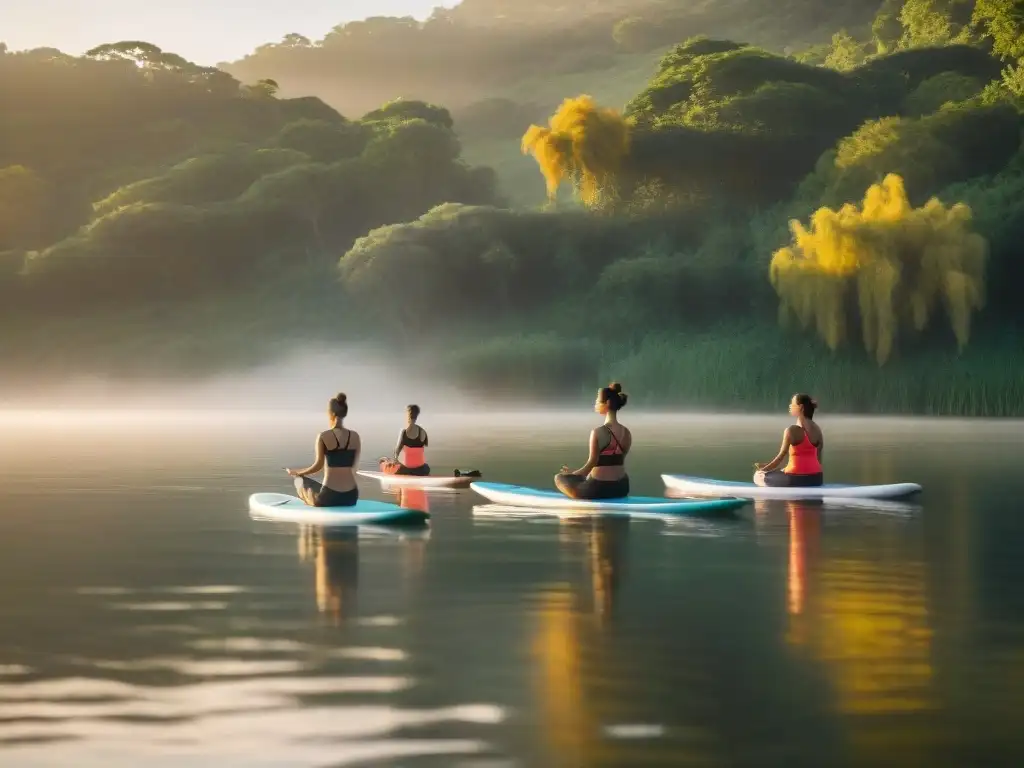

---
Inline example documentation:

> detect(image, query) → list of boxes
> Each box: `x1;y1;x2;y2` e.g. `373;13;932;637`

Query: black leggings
760;471;823;487
395;463;430;476
555;473;630;500
296;476;359;507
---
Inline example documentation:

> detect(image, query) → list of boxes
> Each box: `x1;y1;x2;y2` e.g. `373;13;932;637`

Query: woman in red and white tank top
754;394;824;487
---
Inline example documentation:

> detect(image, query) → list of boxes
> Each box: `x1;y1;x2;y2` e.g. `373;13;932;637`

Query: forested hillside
2;1;1024;412
0;42;496;374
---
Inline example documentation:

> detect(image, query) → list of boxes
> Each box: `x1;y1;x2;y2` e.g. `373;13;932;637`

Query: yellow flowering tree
770;173;987;364
521;95;631;207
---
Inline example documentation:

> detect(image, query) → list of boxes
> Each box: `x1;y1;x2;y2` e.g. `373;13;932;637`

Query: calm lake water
1;410;1023;767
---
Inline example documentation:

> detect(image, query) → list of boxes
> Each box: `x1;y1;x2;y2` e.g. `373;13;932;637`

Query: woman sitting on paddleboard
555;382;632;500
379;404;430;476
754;393;823;487
286;392;361;506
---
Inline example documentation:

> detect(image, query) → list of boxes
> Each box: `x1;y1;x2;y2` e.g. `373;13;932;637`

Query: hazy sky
2;1;457;64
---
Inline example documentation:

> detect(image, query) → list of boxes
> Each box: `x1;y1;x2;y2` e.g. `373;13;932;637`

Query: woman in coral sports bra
555;382;632;500
379;404;430;476
754;393;824;487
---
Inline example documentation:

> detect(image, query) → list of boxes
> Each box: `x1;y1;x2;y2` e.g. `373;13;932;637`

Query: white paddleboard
662;474;922;500
470;482;747;515
248;493;429;526
471;502;727;522
356;470;476;489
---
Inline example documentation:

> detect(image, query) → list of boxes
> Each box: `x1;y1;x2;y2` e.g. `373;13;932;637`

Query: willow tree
770;173;987;364
521;95;630;207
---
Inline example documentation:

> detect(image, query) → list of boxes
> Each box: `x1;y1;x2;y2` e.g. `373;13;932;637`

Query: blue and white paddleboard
662;474;922;500
469;482;747;516
248;493;429;526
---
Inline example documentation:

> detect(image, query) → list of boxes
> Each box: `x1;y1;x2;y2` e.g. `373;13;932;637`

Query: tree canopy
0;43;499;312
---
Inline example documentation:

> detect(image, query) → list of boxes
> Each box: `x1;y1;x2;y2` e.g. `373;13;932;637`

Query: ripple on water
188;638;310;654
0;676;504;766
110;602;229;612
603;723;666;739
86;658;307;677
161;586;248;595
329;648;409;662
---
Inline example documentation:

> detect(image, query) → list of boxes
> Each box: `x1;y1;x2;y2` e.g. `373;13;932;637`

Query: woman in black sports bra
287;392;362;507
555;382;632;500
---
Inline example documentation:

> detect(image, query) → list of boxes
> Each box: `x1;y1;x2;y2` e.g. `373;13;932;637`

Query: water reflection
786;501;822;625
298;527;359;625
530;517;635;765
297;517;431;626
771;499;938;762
569;517;629;624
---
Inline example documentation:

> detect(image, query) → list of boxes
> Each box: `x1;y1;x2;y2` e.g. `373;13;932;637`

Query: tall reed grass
439;325;1024;416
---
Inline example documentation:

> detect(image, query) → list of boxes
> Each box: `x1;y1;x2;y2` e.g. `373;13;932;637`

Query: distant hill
223;0;884;203
224;0;883;117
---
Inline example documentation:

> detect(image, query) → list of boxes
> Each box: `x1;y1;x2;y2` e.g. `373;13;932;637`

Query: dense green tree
903;71;987;114
972;0;1024;59
274;119;369;161
0;166;49;251
280;33;313;48
824;30;869;71
92;148;310;216
362;99;454;130
801;101;1022;206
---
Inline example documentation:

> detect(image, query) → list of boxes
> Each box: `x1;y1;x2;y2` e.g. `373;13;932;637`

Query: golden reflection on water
532;518;627;765
550;517;628;625
532;518;715;766
780;500;938;761
533;587;588;763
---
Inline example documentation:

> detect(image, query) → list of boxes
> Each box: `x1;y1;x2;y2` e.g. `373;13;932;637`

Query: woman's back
590;423;630;480
785;423;821;475
399;424;427;468
554;382;631;501
322;427;359;490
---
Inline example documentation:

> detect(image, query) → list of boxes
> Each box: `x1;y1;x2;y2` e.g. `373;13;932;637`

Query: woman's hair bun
334;392;347;403
602;382;627;409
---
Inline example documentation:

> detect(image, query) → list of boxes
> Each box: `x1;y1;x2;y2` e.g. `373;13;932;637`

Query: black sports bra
596;425;627;467
324;428;356;468
400;427;427;449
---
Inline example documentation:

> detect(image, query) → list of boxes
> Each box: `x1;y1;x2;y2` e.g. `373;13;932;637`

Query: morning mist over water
0;346;479;414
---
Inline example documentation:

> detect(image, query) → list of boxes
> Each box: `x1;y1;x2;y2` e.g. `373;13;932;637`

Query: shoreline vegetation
435;327;1024;416
2;0;1024;417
